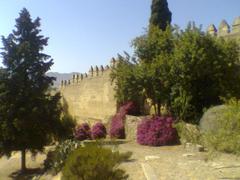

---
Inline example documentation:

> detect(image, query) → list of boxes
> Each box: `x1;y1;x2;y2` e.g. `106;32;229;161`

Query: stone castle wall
60;17;240;124
207;16;240;44
60;59;117;123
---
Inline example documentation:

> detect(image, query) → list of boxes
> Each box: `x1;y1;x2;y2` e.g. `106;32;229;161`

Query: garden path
0;142;240;180
118;142;240;180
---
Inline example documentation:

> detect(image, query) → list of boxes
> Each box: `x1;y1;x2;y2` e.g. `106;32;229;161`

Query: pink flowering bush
137;116;179;146
74;123;91;141
91;122;107;139
109;101;135;139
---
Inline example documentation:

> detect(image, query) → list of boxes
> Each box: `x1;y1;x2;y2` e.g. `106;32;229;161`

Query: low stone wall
125;115;143;141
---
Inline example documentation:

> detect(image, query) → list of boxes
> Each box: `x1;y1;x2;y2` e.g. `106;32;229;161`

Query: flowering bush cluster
91;122;107;139
137;116;178;146
74;122;107;140
109;101;135;139
74;123;91;141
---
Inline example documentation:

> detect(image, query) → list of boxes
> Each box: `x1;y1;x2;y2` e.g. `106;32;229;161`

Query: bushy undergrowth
57;114;76;140
44;139;81;174
137;116;178;146
74;123;91;141
62;144;132;180
174;121;201;145
202;99;240;155
91;122;107;139
110;102;135;139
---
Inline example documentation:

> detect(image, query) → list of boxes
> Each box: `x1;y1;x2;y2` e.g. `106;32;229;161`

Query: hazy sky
0;0;239;73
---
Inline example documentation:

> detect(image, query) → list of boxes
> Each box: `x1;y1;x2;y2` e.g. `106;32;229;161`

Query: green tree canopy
149;0;172;31
112;27;175;115
170;23;240;122
0;8;62;171
112;23;240;122
110;53;142;106
132;26;174;114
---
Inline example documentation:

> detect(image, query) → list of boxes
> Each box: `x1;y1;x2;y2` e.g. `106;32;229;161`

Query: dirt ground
118;142;240;180
0;152;46;180
0;142;240;180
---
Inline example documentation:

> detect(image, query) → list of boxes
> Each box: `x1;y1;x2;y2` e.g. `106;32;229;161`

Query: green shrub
57;114;76;140
174;121;201;145
62;144;131;180
44;139;81;174
202;99;240;155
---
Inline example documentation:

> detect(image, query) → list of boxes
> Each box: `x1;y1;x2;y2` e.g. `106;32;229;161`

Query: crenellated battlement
60;58;117;88
60;58;116;122
207;16;240;39
60;16;239;123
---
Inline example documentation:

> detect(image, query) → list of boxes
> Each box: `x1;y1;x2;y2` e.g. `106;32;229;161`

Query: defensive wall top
207;16;240;37
60;58;117;87
60;16;240;88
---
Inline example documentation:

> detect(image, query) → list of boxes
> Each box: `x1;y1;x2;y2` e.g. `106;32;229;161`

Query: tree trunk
21;149;26;172
157;101;161;116
154;104;157;115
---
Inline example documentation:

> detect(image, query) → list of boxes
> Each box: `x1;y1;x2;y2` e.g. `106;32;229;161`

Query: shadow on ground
9;168;45;180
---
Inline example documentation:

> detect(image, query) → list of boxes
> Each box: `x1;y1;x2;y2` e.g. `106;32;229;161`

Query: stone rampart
207;16;240;44
60;59;117;123
60;17;240;124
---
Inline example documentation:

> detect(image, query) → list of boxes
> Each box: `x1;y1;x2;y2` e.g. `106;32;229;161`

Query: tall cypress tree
0;8;61;171
149;0;172;31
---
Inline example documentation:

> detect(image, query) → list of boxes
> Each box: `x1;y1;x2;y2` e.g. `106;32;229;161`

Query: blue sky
0;0;239;73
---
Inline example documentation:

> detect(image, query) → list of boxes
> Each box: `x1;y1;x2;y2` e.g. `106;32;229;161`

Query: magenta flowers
137;116;178;146
91;122;107;139
74;123;91;141
109;101;135;139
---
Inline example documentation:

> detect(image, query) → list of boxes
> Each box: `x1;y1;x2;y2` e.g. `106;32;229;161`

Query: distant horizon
0;0;239;73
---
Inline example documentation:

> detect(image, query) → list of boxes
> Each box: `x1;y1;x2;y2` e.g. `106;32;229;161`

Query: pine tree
0;8;61;172
149;0;172;31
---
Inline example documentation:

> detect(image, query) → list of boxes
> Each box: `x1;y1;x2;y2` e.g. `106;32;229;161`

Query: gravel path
118;142;240;180
0;142;240;180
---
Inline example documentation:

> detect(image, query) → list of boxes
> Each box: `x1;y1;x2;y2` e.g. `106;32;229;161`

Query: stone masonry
60;59;117;123
207;16;240;44
60;17;240;124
